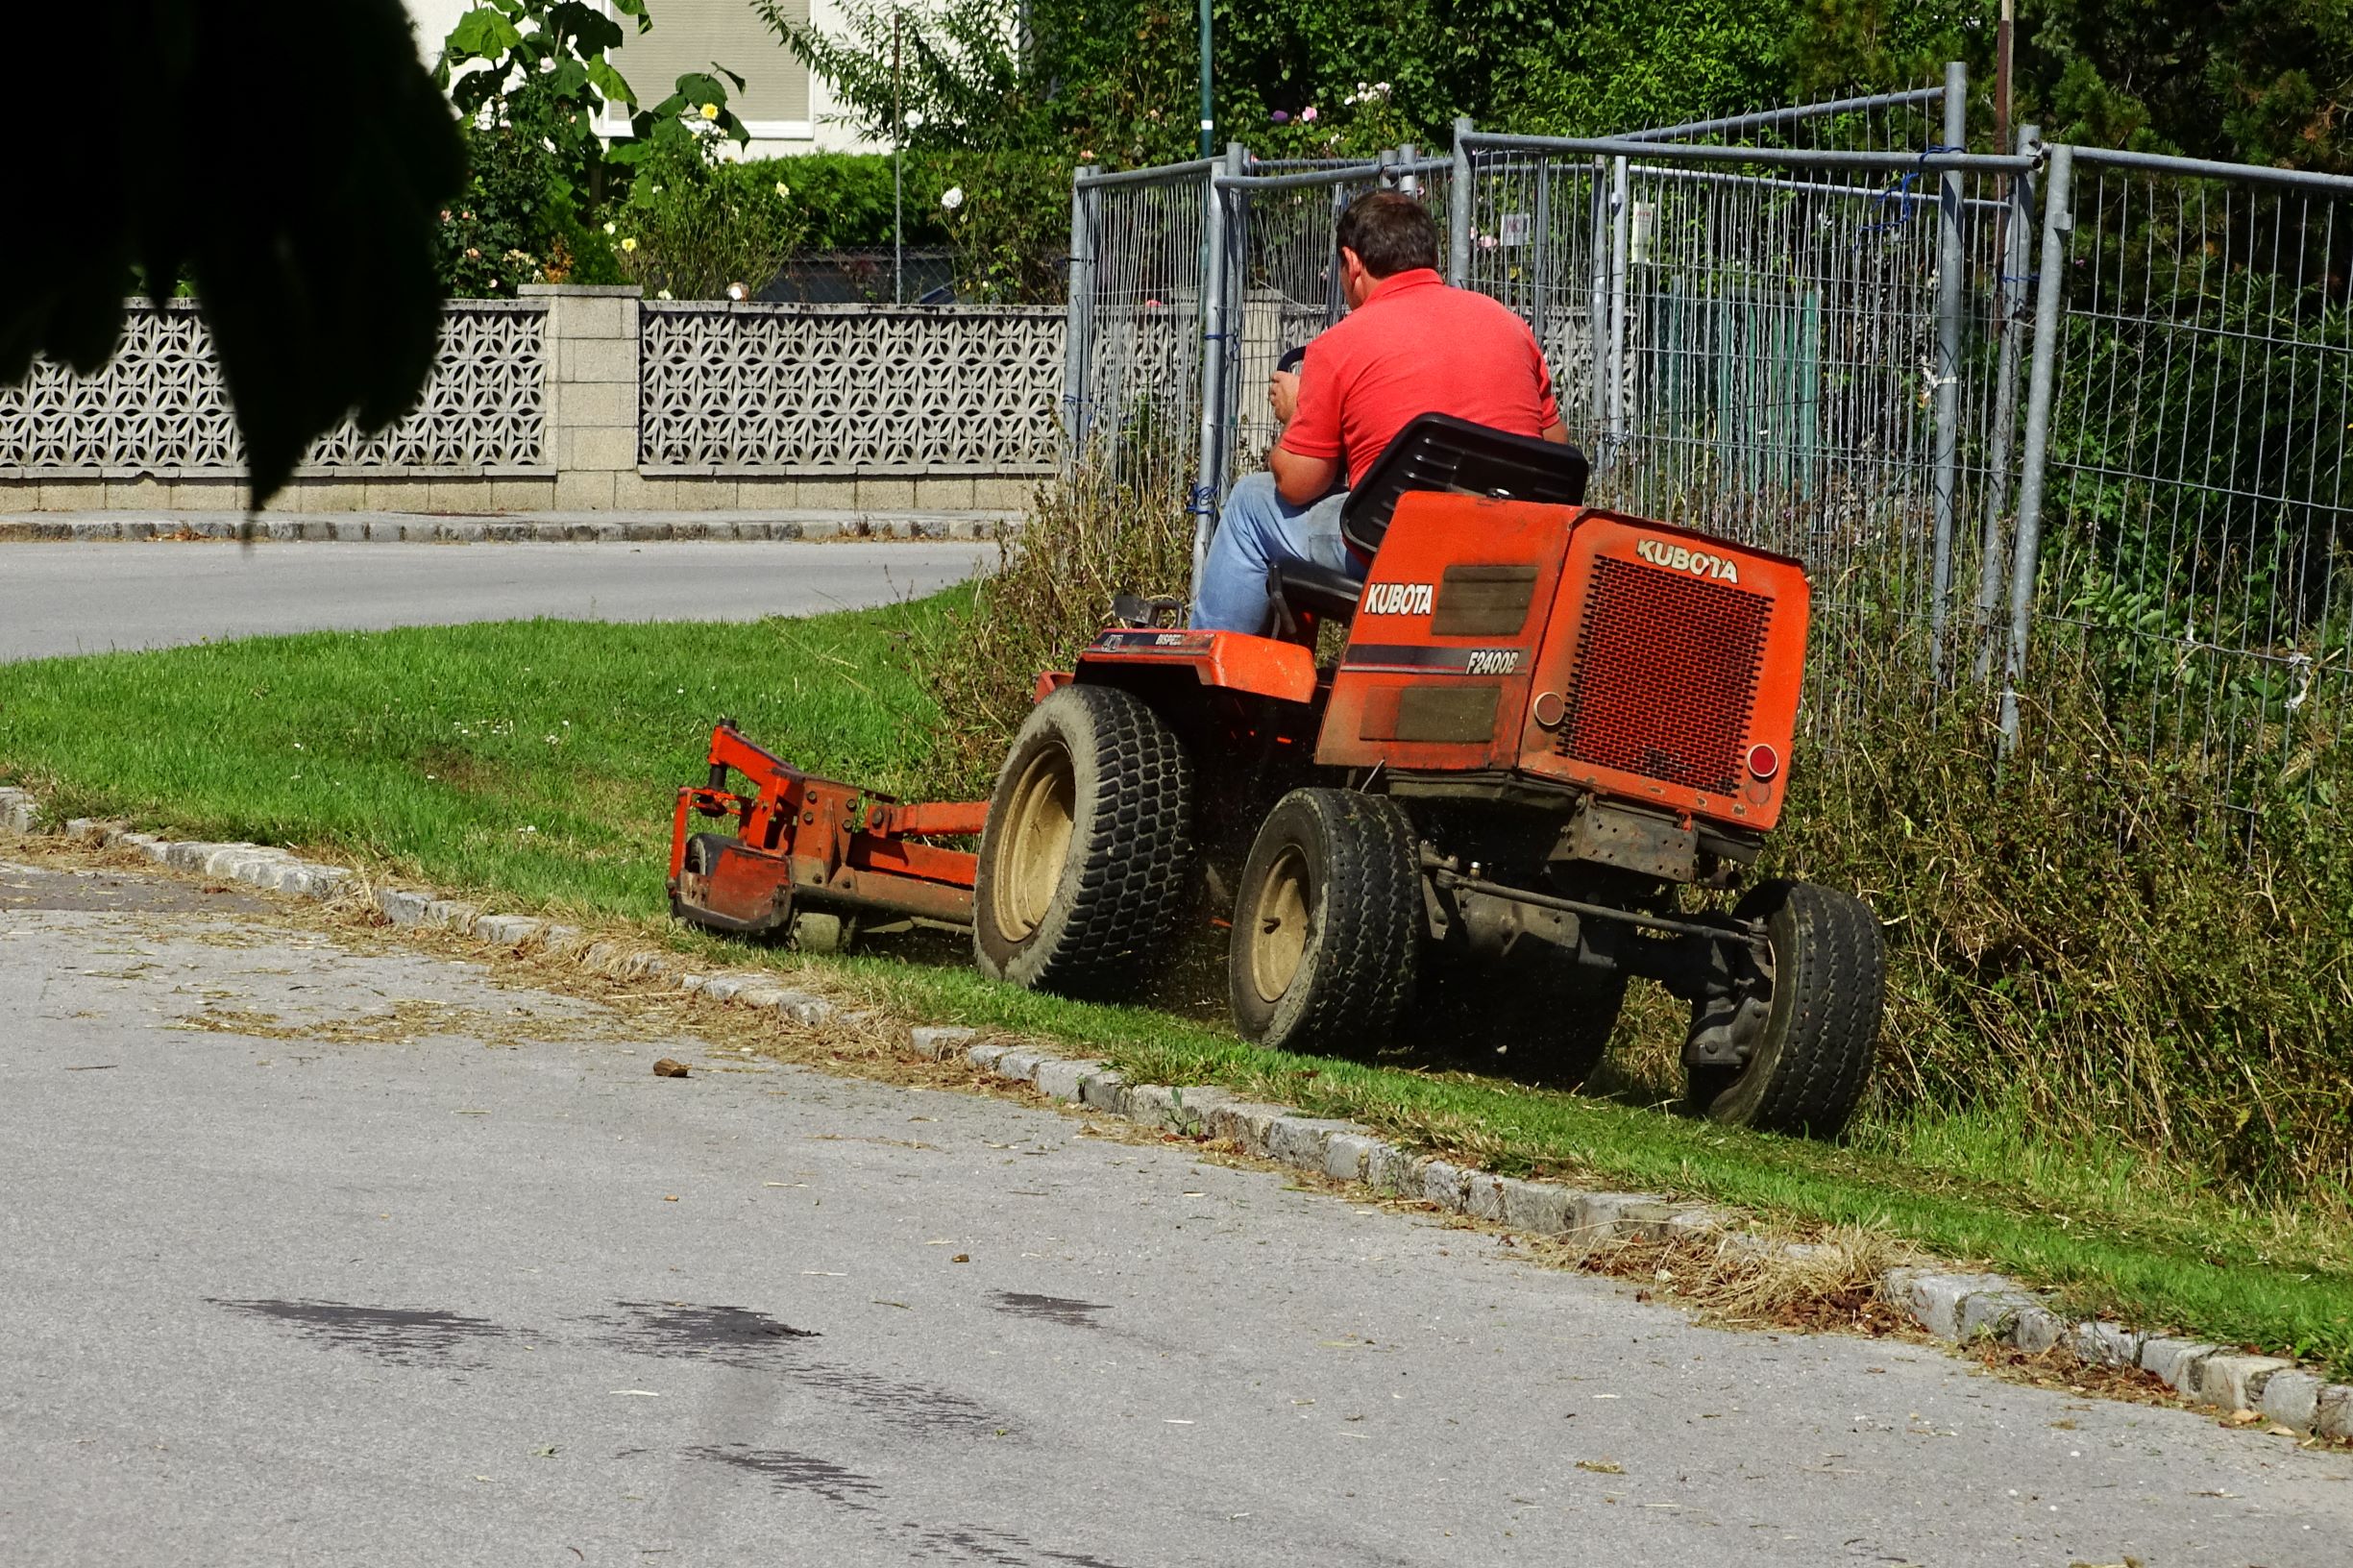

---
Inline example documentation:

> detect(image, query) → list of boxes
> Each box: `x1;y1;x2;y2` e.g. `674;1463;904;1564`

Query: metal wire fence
1452;75;2017;727
1057;72;2353;817
2022;149;2353;809
1064;161;1214;505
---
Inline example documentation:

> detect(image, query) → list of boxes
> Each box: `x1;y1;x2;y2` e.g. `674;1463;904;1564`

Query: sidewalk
0;507;1022;544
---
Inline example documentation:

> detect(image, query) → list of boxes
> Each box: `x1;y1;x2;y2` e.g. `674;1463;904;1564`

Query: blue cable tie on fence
1857;144;1959;243
1186;483;1220;517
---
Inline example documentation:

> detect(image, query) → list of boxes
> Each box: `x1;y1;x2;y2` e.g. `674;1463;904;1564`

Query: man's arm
1270;445;1342;504
1539;419;1568;445
1266;366;1343;503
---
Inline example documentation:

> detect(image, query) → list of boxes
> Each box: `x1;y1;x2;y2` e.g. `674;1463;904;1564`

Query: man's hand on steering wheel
1268;369;1301;427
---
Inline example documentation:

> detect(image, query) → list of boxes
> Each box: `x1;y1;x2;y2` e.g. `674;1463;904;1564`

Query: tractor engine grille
1556;556;1773;794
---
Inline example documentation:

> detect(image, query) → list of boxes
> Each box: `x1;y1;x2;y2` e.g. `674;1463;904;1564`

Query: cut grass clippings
4;587;2351;1380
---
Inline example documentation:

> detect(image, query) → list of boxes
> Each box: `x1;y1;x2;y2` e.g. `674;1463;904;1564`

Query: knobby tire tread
1296;792;1419;1052
985;685;1194;998
1234;789;1419;1055
1734;880;1883;1138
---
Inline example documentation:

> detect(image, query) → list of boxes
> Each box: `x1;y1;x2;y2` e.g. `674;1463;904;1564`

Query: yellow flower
602;220;616;234
774;182;791;199
700;102;720;121
621;236;638;253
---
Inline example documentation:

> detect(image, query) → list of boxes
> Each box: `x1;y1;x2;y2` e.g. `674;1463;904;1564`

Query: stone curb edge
0;513;1019;546
3;783;2343;1442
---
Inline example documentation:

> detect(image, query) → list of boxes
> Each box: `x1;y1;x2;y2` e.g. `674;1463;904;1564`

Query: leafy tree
9;1;463;504
432;1;760;296
437;0;654;209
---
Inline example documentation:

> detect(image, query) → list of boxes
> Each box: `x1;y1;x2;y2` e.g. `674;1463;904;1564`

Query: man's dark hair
1335;190;1440;278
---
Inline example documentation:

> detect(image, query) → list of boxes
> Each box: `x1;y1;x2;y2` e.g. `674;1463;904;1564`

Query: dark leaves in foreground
5;2;463;504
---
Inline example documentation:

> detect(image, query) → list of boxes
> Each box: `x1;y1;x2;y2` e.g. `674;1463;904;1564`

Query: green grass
0;596;954;913
5;588;2351;1379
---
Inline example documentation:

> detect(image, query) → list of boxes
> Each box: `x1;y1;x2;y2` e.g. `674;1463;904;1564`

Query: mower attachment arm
668;720;988;935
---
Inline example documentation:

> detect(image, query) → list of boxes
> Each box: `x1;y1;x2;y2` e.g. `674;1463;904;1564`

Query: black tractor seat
1339;411;1591;558
1267;558;1366;640
1262;413;1592;641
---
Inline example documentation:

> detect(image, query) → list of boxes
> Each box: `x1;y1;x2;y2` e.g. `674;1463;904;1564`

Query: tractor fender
1066;628;1318;705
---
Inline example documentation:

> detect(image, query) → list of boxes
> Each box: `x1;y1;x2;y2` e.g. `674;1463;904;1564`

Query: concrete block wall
0;287;1050;515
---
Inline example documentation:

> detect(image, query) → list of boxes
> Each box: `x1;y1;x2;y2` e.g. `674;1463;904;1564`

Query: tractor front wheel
1228;789;1419;1055
1686;880;1883;1138
972;683;1194;998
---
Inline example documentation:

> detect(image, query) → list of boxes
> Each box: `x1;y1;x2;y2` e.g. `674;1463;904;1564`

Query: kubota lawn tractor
669;415;1885;1138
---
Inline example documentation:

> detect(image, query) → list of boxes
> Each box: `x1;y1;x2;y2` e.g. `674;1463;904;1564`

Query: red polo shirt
1281;268;1560;487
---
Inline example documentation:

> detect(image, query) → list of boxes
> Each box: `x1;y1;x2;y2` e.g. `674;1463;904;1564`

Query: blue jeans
1189;473;1357;634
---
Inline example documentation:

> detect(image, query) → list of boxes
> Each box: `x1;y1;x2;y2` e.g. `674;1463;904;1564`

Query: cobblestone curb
4;790;2345;1441
0;511;1019;545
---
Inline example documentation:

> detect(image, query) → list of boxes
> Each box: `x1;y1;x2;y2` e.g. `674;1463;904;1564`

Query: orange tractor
670;416;1883;1137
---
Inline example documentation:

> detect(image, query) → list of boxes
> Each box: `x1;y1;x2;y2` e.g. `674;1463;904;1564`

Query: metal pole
1998;143;2075;756
1191;164;1231;590
1928;60;1966;680
892;10;903;306
1532;155;1554;349
1221;140;1248;488
1060;164;1099;473
1588;159;1608;449
1606;155;1630;457
1995;0;2014;158
1329;176;1351;320
1196;0;1213;158
1449;117;1473;285
1972;124;2037;684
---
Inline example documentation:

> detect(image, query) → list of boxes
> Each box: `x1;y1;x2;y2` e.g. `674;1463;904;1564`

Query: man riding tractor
671;192;1885;1139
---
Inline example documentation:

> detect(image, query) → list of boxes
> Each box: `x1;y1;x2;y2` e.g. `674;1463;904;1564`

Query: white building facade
403;0;879;157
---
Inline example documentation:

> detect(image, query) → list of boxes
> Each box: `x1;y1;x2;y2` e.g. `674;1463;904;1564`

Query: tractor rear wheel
1686;880;1883;1138
972;683;1193;998
1228;789;1419;1055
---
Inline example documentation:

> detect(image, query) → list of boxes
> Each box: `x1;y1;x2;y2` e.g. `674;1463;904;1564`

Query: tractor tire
1686;879;1883;1139
1413;958;1627;1088
971;683;1194;998
1228;789;1420;1056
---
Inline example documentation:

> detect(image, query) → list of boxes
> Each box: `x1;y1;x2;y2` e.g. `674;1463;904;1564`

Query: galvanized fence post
1449;118;1474;284
1060;164;1100;476
1587;158;1609;455
1927;60;1967;680
1532;155;1554;352
1972;124;2037;684
1191;162;1231;588
1606;154;1630;459
1998;142;2074;756
1221;142;1251;494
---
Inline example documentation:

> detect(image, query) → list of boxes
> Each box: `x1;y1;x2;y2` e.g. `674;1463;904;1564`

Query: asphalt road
3;858;2349;1566
0;541;991;662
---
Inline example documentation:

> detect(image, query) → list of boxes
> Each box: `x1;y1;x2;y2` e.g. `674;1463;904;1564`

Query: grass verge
3;592;2350;1380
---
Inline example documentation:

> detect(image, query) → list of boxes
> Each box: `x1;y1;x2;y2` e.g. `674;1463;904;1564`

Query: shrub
914;469;1191;796
912;151;1072;304
750;152;949;251
436;117;625;297
612;137;807;299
